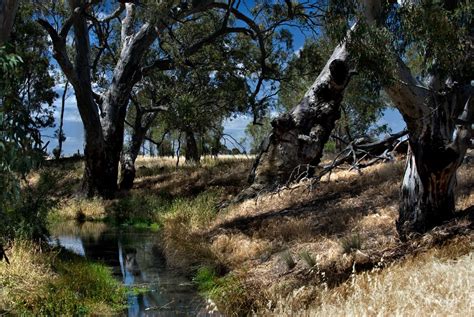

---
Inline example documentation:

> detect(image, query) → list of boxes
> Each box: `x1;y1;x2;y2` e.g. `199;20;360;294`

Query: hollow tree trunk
185;129;200;164
239;43;352;199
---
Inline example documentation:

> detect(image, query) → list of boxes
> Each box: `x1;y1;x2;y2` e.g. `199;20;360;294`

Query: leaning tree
246;0;473;238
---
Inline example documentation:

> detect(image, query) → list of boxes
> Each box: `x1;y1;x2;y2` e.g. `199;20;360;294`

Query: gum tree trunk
185;129;200;164
39;1;214;198
240;43;352;199
0;0;19;45
120;110;158;190
390;74;473;238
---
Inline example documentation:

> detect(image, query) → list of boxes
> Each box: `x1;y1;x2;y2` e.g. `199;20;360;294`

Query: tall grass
193;266;253;316
0;241;126;315
271;242;474;316
160;190;223;269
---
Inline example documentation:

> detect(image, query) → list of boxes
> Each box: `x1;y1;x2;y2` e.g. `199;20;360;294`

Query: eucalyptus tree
366;0;472;237
120;48;252;189
279;37;389;148
247;0;473;237
36;0;309;198
1;2;57;243
1;2;56;156
118;4;275;188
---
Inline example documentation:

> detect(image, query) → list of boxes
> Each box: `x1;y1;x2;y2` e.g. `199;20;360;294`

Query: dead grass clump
52;197;109;221
210;234;272;268
269;238;474;316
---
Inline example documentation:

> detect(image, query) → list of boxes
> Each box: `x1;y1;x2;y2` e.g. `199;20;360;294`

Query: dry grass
34;154;473;314
270;237;474;316
133;155;252;198
0;241;53;311
51;197;109;221
159;157;473;313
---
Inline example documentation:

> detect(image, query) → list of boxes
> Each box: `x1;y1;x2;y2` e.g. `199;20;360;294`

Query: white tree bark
367;0;473;237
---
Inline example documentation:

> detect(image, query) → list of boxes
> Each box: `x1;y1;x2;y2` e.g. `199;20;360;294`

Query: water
49;221;213;316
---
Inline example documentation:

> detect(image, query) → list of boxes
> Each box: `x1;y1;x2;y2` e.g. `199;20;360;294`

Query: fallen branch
290;130;408;190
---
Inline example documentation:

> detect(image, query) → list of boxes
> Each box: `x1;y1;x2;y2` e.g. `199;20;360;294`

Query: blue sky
40;2;405;156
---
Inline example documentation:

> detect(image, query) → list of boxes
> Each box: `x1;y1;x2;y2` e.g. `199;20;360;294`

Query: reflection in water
50;221;212;316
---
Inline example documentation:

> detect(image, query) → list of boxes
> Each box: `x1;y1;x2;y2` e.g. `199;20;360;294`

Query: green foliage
279;39;330;111
111;192;173;227
324;140;337;154
0;168;58;244
348;24;397;87
245;116;273;154
0;3;58;243
398;0;473;79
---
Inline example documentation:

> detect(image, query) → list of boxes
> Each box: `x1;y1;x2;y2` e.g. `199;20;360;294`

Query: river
49;221;215;316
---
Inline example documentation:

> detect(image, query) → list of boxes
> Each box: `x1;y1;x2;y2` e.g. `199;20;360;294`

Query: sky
41;87;405;156
40;1;406;156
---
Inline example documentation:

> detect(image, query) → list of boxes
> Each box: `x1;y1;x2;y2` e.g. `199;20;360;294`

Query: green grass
35;259;126;316
160;189;222;229
280;250;296;270
0;242;126;316
193;266;253;316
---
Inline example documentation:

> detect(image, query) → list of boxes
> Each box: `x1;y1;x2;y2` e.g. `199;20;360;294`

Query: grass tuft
341;233;363;254
299;250;317;268
280;250;296;270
